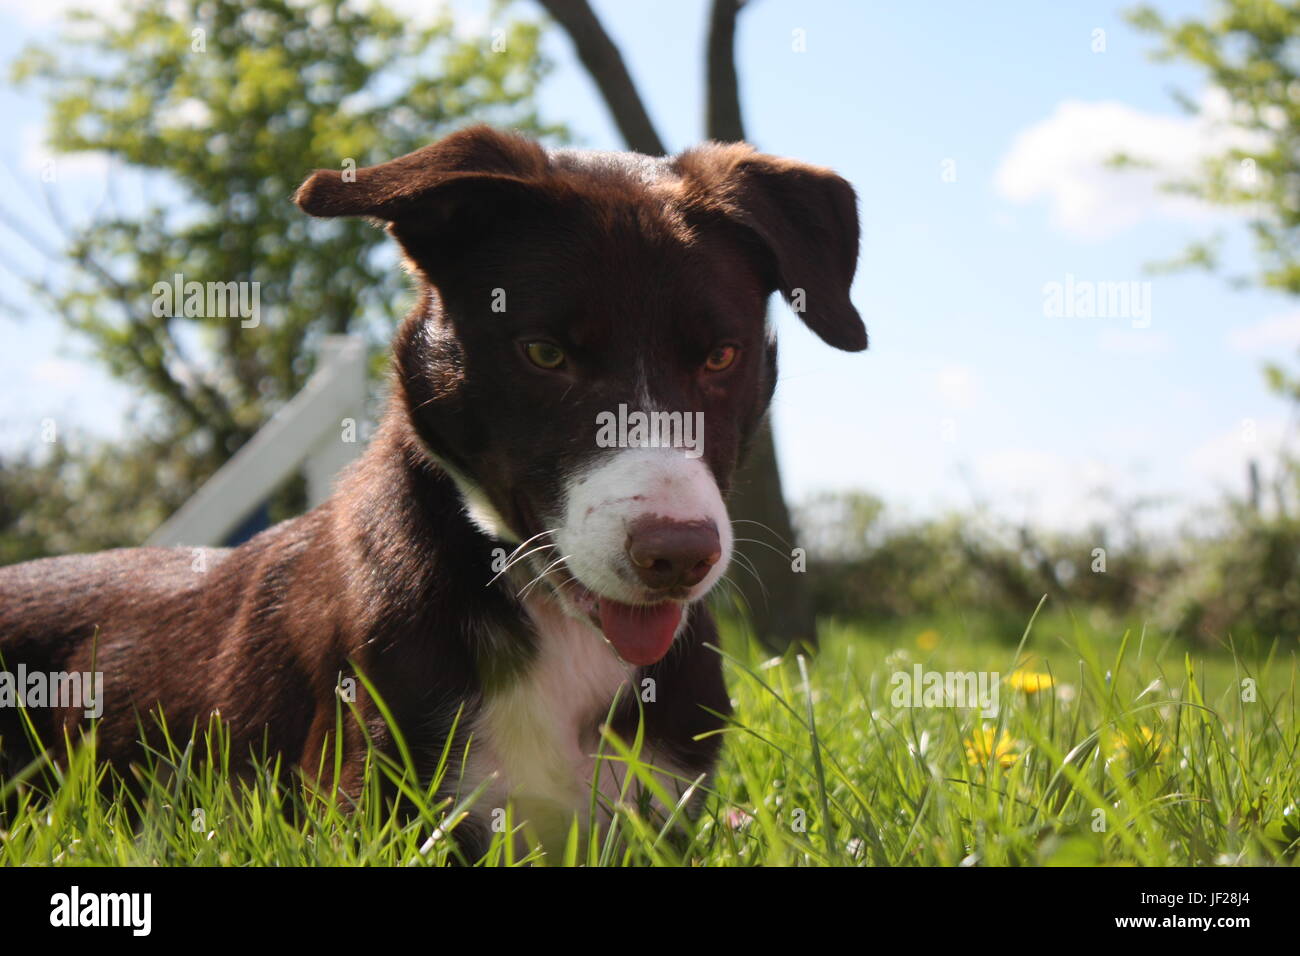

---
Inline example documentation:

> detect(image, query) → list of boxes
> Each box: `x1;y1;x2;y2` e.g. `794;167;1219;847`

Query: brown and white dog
0;125;864;856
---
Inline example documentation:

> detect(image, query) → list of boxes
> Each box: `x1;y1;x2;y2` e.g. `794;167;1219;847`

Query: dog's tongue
597;600;683;666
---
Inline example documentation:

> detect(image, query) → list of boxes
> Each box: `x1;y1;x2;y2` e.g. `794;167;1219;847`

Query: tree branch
706;0;746;141
540;0;815;650
0;199;239;443
537;0;666;155
704;0;818;649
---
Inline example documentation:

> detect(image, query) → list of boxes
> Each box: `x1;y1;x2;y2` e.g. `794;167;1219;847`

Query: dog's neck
327;400;545;667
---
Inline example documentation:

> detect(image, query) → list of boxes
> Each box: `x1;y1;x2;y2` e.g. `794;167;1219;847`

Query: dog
0;125;865;857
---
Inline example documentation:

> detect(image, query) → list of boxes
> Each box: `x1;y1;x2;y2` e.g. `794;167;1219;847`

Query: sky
1;0;1298;533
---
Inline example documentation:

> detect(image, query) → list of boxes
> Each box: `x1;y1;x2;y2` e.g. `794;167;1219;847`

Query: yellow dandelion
1111;725;1170;761
964;727;1019;768
1008;670;1055;693
916;628;940;651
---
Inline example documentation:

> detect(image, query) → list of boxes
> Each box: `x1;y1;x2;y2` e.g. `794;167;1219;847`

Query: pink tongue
597;600;684;666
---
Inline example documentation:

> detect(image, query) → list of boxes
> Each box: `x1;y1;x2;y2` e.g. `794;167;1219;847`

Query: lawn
2;602;1297;866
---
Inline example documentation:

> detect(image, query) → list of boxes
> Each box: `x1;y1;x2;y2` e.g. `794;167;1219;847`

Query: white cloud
0;0;78;24
156;98;213;131
0;0;454;30
1227;311;1300;354
20;123;111;181
0;0;133;26
969;449;1121;529
346;0;477;30
1097;328;1172;355
1189;418;1290;489
29;358;89;388
995;90;1266;240
934;363;980;409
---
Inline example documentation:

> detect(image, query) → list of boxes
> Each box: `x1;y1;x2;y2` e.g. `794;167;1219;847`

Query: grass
2;603;1298;866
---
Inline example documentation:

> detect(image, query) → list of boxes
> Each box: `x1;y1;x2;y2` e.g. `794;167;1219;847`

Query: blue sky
2;0;1298;532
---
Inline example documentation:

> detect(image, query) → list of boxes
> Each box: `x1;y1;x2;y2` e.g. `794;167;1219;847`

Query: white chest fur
461;598;634;845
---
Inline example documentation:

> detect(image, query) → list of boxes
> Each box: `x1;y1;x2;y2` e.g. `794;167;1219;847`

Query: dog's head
295;125;864;666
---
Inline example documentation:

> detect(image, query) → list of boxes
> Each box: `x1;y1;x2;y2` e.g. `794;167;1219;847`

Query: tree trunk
725;417;817;649
539;0;818;651
536;0;664;155
704;0;816;651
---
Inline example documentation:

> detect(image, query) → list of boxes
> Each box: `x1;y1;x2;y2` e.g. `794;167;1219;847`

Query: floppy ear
676;143;866;352
293;124;552;282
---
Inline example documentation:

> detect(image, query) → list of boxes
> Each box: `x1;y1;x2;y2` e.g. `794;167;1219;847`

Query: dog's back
0;518;333;776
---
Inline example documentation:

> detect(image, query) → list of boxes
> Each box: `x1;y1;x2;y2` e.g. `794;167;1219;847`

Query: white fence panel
147;335;367;547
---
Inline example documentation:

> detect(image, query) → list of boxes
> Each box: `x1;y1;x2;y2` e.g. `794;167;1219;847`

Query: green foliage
2;613;1295;866
1129;0;1300;295
0;431;183;564
792;491;1174;636
1155;470;1300;645
1127;0;1300;401
0;425;309;563
7;0;559;492
794;472;1300;648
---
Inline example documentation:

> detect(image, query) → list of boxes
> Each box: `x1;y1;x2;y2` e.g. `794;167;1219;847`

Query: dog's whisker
550;573;587;604
516;555;574;601
731;536;795;564
483;530;561;587
500;542;558;573
717;574;756;619
730;519;794;550
484;547;556;589
485;542;558;587
728;549;770;602
728;546;764;590
504;528;559;561
495;529;559;572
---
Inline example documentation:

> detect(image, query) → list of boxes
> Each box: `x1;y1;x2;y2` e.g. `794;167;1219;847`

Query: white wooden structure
147;335;368;547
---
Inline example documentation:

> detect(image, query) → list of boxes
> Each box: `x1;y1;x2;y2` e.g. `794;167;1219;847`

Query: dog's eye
704;345;737;372
524;342;566;370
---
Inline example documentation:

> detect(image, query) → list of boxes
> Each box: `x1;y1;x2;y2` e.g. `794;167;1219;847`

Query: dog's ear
677;143;866;352
294;125;552;282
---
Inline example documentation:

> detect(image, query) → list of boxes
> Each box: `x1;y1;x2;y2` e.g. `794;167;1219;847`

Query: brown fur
0;126;864;855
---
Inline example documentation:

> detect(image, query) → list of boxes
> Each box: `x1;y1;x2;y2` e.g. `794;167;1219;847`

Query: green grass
2;604;1298;866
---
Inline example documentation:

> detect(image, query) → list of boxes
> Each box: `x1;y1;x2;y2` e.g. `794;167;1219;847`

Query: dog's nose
626;518;721;591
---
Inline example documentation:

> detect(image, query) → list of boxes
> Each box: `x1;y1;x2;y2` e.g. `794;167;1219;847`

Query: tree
2;0;558;539
0;429;183;565
539;0;817;651
1125;0;1300;644
1127;0;1300;401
